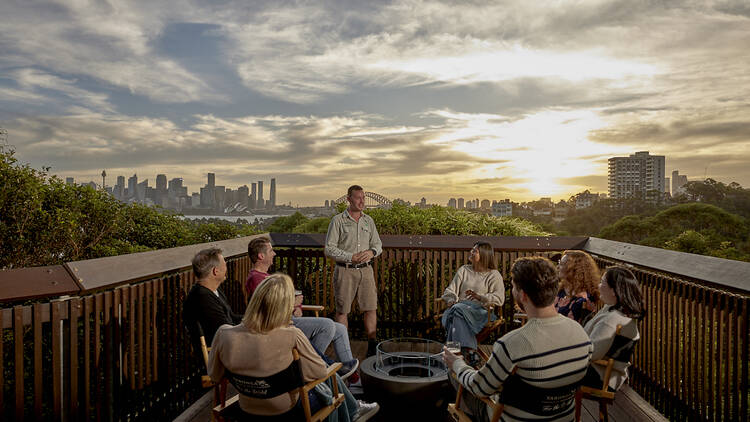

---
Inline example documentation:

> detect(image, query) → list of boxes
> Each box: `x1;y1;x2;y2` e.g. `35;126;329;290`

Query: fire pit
360;338;451;412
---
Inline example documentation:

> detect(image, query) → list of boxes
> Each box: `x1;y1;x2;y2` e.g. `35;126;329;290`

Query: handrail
0;233;269;302
270;233;589;250
584;237;750;293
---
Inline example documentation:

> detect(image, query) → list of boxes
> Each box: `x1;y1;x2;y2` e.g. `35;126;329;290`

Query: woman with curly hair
554;250;600;325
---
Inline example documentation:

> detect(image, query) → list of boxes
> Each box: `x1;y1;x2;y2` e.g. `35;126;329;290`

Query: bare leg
335;312;349;328
364;310;377;339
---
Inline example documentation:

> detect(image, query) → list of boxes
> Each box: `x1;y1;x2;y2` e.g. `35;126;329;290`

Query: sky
1;0;749;206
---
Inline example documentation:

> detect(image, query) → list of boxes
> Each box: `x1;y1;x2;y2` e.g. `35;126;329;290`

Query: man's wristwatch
368;248;377;255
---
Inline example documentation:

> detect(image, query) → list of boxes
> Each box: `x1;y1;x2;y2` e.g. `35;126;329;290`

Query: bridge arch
334;191;392;209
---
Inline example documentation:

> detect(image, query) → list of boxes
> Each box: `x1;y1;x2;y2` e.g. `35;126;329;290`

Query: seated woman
208;273;379;421
554;250;600;324
582;266;646;391
440;242;504;362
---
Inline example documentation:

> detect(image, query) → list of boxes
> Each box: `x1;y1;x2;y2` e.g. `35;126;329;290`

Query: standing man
325;185;382;357
183;247;242;348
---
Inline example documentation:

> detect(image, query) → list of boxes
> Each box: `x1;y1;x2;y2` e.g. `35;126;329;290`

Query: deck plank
177;340;667;422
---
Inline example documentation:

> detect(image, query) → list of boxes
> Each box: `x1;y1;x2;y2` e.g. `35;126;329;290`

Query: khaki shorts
333;265;377;314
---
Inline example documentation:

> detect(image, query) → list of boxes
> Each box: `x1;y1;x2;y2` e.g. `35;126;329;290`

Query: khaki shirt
324;209;382;263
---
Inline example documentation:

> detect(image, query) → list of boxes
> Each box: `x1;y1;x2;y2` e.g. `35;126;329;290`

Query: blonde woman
554;250;600;325
208;273;379;421
441;242;504;361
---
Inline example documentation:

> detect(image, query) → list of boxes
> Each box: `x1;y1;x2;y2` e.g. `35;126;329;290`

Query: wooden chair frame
447;371;508;422
212;349;344;422
575;325;635;422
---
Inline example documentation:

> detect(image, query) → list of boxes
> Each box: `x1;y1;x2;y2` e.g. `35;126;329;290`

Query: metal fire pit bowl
360;338;450;403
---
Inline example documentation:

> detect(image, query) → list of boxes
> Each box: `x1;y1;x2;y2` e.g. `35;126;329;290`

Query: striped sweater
453;314;593;421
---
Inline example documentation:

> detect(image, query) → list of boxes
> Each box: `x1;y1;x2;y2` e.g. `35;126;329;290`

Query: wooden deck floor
174;341;667;422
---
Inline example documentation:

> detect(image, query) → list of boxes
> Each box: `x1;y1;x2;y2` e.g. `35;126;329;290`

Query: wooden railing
1;233;748;421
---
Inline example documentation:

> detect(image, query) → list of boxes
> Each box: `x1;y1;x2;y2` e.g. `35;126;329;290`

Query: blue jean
292;316;354;362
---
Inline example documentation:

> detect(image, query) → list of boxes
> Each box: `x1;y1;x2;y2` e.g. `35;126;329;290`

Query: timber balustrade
0;233;748;421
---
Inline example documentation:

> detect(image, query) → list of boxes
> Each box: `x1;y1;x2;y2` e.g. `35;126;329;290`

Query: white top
441;264;504;306
583;305;640;390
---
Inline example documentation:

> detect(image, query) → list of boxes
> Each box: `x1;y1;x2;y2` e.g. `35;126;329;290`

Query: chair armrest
302;362;343;393
301;305;324;312
592;359;611;366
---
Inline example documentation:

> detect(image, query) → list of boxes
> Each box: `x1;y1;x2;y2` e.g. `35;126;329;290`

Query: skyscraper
269;178;276;208
457;198;464;209
207;172;215;188
156;174;167;191
115;175;125;200
250;182;257;209
127;174;138;199
608;151;665;200
447;198;457;208
257;180;264;208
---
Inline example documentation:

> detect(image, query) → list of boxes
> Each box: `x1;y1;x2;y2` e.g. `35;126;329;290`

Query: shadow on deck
175;341;667;422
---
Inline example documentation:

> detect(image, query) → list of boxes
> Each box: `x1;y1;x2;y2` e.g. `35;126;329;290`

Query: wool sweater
441;265;505;307
453;314;593;421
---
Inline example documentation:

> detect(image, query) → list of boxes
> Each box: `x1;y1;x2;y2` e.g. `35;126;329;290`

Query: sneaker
338;359;359;381
353;400;379;422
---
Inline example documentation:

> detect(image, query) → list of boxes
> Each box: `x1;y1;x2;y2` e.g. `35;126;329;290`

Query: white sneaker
352;400;379;422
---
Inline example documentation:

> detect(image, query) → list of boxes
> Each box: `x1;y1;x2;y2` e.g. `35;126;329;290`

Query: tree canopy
267;203;548;236
0;145;259;269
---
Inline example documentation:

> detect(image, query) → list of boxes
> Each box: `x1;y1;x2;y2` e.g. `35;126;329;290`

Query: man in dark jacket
183;247;242;347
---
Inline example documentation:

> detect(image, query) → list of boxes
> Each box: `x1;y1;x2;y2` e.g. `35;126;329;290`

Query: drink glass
445;341;461;355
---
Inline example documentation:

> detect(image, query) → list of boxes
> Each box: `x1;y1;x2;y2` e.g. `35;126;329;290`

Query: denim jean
292;316;354;362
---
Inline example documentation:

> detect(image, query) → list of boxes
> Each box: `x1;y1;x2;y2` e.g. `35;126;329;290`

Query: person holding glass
582;266;645;391
440;241;504;365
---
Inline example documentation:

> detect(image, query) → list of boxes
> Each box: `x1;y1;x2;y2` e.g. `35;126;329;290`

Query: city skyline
1;2;749;206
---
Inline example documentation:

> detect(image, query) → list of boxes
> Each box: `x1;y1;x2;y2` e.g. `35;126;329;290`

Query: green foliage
267;212;310;232
292;217;331;233
0;145;260;269
367;203;546;236
599;203;750;261
675;178;750;219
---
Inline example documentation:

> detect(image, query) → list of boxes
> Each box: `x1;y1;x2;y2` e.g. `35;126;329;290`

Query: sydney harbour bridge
333;191;392;209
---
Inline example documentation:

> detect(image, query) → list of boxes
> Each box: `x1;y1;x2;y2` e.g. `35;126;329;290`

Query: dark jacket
183;283;242;347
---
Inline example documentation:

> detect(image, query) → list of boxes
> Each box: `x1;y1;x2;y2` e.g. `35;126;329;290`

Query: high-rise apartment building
207;173;215;188
447;198;457;208
269;178;276;208
457;198;464;209
607;151;665;200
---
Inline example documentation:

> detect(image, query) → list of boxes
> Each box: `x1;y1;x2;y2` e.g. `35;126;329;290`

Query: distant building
66;177;74;185
238;185;249;208
664;177;670;195
250;182;257;209
257;181;264;208
127;174;138;200
457;198;464;209
672;170;689;196
491;199;512;217
573;191;601;209
114;176;125;200
447;198;457;208
480;199;490;209
207;173;215;188
269;178;276;208
608;151;665;201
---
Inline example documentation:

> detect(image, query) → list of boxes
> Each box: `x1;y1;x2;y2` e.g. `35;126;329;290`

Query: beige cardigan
208;324;328;416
